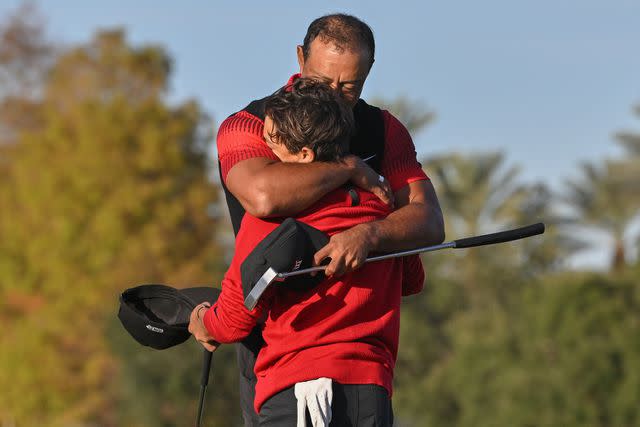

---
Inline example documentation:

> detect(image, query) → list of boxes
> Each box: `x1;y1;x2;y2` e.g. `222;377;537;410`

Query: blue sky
2;0;639;267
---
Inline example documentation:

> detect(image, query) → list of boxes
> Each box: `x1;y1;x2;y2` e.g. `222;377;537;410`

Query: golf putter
244;222;545;310
195;349;212;427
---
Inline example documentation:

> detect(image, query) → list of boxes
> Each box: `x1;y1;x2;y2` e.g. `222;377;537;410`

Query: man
190;78;426;425
215;13;444;426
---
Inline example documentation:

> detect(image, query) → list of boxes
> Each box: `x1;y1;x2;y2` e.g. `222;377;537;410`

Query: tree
615;105;640;157
392;149;586;425
419;151;534;302
0;2;54;146
403;271;640;427
614;104;640;266
0;2;53;100
565;160;639;271
370;95;435;136
0;24;230;426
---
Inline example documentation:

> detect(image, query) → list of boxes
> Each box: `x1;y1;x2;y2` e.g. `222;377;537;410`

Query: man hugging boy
189;78;424;426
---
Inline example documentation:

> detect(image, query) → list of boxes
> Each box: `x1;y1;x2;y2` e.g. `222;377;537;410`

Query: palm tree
422;152;531;303
502;183;586;272
565;160;639;271
370;96;435;136
615;105;640;157
564;103;640;271
424;152;522;238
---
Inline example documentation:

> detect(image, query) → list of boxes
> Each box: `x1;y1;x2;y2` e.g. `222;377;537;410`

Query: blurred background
0;1;638;426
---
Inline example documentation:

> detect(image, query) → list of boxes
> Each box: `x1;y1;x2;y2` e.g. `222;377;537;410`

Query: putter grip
201;350;212;387
454;223;545;249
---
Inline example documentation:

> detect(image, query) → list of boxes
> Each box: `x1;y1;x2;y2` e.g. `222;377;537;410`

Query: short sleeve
380;110;429;191
216;111;278;183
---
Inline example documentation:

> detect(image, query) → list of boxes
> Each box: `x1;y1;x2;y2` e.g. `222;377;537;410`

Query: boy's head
263;78;355;163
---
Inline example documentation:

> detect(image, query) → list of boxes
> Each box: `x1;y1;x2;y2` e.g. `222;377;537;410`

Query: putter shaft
244;223;544;310
278;242;456;279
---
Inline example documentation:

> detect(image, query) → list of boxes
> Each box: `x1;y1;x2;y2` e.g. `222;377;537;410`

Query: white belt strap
294;377;333;427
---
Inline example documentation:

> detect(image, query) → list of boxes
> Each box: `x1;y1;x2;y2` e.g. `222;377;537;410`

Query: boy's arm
201;272;271;344
188;241;271;347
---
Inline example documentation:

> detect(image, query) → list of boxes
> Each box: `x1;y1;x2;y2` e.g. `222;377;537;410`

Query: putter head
244;267;281;310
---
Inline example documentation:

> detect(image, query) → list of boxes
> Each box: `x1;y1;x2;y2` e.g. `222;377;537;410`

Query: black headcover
240;218;329;300
118;284;221;350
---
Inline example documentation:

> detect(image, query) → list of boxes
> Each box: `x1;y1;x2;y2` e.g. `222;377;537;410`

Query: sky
2;0;639;268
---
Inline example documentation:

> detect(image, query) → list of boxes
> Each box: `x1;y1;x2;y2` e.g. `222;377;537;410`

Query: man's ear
296;45;305;73
298;147;315;163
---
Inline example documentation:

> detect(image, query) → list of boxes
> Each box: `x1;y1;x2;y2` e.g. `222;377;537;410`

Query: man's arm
314;179;444;276
368;179;444;250
218;111;393;218
312;110;445;277
226;155;394;218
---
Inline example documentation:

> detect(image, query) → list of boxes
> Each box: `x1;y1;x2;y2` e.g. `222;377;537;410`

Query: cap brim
179;286;221;307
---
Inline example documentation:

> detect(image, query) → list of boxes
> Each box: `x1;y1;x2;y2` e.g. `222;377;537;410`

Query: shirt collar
286;73;301;86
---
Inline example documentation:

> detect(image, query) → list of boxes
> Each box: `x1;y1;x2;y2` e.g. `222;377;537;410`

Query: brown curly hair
264;78;355;162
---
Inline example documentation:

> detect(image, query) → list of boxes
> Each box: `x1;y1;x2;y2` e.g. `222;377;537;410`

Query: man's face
297;38;371;108
263;115;314;163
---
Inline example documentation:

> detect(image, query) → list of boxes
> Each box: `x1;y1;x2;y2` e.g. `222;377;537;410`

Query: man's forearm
226;155;393;218
363;199;444;252
252;161;351;217
364;180;445;251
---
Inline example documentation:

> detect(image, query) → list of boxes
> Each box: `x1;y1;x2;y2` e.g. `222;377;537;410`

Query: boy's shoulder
295;187;391;235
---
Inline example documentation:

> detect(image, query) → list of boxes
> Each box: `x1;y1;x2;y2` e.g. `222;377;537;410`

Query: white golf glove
294;377;333;427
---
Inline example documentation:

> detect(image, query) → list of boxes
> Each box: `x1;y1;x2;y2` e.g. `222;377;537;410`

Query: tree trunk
611;239;626;272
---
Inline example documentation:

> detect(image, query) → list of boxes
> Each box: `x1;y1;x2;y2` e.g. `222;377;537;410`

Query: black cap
118;284;221;350
240;218;329;299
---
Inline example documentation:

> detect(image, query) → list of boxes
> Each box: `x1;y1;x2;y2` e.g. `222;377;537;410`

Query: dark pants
259;382;394;427
236;327;263;427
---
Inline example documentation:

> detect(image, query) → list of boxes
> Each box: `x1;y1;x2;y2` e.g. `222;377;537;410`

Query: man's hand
313;222;375;277
346;156;394;208
188;303;220;352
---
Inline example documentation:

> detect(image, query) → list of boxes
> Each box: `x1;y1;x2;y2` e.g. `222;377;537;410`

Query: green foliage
395;150;639;427
106;318;242;427
0;24;226;426
395;270;640;427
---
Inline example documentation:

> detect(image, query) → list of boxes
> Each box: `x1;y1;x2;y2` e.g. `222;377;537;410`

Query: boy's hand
188;303;220;352
345;155;394;208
